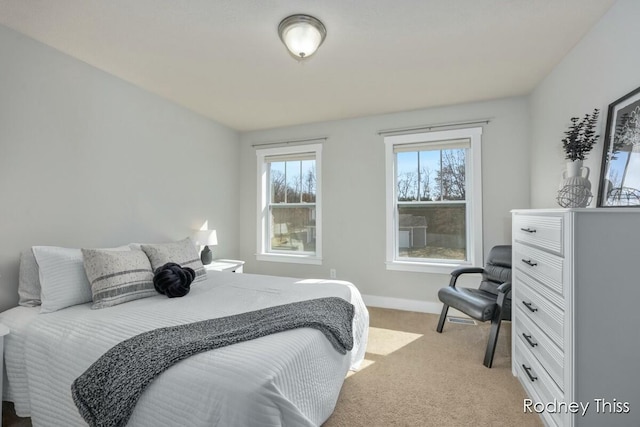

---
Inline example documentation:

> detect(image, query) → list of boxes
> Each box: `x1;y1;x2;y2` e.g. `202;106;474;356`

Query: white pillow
33;245;130;313
18;249;41;307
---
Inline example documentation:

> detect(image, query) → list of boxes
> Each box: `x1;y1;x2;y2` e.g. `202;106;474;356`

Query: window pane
286;161;301;203
301;160;316;202
270;206;316;252
437;149;466;201
397;151;418;201
270;162;286;203
419;151;438;201
397;204;466;260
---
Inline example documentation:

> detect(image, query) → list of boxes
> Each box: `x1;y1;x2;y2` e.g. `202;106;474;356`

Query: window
256;144;322;264
384;127;482;273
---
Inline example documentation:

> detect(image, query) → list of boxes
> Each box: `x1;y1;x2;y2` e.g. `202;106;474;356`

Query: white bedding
0;271;369;427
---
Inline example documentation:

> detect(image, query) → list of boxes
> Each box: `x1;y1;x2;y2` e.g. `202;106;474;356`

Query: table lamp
193;230;218;265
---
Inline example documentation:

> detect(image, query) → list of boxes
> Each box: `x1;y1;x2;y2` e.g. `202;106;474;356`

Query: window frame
384;127;483;274
256;143;322;265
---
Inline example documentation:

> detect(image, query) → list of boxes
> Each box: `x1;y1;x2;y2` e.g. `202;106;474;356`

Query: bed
0;248;369;427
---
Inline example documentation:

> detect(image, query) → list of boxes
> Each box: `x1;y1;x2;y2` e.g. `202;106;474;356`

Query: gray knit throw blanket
71;297;355;427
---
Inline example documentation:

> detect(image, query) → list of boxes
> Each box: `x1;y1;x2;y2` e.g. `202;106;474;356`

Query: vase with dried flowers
557;109;600;208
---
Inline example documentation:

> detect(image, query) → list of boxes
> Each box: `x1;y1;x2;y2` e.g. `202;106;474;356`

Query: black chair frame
436;267;512;368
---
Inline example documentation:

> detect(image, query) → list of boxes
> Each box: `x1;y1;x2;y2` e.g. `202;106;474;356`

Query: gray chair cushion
438;287;500;322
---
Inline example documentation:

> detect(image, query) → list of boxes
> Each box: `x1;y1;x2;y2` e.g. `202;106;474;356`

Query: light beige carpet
323;307;543;427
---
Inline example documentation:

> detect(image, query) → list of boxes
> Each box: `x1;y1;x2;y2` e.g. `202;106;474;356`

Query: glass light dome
278;15;326;60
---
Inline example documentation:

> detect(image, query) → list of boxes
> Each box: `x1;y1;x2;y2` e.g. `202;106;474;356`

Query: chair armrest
497;282;511;294
496;282;512;309
448;267;485;288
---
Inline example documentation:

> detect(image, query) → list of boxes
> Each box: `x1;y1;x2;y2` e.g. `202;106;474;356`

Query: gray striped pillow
141;238;206;283
82;249;156;309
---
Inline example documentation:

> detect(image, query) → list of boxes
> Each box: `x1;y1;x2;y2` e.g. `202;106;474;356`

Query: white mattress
0;271;369;427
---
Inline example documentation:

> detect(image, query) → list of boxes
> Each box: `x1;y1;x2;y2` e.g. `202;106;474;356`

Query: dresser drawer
515;339;563;427
513;213;563;256
514;274;564;348
516;266;564;310
515;306;564;390
514;242;564;296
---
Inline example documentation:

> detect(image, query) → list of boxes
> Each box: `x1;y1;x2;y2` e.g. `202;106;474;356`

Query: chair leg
483;315;502;368
484;291;508;368
436;304;449;333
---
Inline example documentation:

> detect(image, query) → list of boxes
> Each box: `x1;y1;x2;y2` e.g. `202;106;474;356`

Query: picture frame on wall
597;85;640;207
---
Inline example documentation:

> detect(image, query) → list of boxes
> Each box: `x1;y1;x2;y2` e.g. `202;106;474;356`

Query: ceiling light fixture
278;14;327;60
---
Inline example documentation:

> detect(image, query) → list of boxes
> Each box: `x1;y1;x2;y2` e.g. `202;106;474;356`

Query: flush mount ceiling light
278;14;327;60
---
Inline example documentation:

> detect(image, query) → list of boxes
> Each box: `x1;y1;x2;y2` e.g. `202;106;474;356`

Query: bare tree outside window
302;163;316;202
397;171;418;201
270;169;286;203
420;165;434;201
436;149;466;200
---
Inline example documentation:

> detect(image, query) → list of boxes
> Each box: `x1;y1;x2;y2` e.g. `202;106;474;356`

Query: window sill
256;253;323;265
385;260;471;275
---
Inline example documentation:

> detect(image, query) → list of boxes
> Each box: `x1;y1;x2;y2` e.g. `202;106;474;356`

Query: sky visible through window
396;149;466;201
270;160;315;203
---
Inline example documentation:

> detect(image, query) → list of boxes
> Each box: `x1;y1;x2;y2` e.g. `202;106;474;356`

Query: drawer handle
522;364;538;382
522;301;538;313
522;333;538;347
520;227;537;233
521;259;538;267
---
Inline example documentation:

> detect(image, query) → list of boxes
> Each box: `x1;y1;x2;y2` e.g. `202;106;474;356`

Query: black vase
200;245;213;265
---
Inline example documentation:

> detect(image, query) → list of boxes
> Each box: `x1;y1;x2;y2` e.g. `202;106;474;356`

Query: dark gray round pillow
153;262;195;298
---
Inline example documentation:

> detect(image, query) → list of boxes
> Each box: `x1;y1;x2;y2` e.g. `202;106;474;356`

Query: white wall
0;25;241;311
530;0;640;208
239;97;530;310
6;0;629;313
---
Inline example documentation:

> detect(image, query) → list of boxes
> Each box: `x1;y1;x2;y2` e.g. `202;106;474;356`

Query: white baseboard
361;294;469;318
361;294;442;314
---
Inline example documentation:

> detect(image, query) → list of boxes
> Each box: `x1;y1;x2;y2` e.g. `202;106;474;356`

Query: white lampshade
278;15;326;60
193;229;218;246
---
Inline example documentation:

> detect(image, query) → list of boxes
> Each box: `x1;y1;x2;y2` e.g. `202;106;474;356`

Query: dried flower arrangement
561;109;600;161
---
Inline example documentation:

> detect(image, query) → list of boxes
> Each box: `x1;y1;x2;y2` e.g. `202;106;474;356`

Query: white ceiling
0;0;615;131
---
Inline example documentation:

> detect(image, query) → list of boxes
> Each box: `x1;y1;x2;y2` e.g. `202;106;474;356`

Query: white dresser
512;209;640;427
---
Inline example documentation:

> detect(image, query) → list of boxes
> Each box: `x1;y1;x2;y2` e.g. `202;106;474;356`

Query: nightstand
0;323;9;423
204;259;245;273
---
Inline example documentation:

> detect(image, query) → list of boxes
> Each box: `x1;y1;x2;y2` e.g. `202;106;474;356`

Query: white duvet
0;271;369;427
